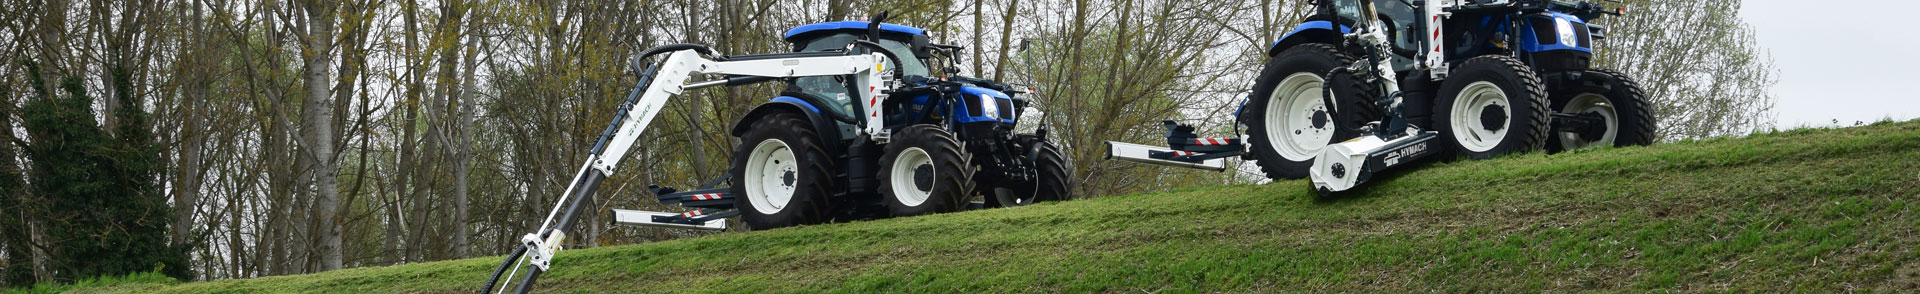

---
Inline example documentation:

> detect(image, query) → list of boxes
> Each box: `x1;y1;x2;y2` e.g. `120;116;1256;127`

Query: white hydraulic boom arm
480;44;898;294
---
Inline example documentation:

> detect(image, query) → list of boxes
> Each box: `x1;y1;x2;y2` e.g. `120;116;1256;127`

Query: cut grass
53;120;1920;293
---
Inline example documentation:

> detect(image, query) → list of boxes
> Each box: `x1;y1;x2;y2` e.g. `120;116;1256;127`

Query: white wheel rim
1265;73;1337;161
1450;81;1512;153
1557;93;1618;150
889;147;935;207
744;139;798;215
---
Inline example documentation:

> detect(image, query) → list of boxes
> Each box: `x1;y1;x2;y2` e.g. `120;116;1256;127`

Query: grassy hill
47;120;1920;293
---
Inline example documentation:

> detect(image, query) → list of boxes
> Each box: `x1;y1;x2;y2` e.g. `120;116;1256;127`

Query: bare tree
290;0;344;271
1598;0;1778;139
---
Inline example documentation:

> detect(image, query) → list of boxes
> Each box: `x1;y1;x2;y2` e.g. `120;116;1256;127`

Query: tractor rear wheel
1432;55;1552;160
1244;43;1374;180
990;134;1073;207
1545;68;1655;152
731;112;836;230
880;125;975;217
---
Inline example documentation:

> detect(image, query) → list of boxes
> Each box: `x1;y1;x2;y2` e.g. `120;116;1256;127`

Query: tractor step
610;209;731;231
1104;121;1241;171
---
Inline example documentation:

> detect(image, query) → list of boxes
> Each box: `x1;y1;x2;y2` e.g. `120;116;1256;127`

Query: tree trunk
21;211;50;283
297;0;344;272
170;0;214;253
448;0;477;258
389;0;423;264
992;0;1020;81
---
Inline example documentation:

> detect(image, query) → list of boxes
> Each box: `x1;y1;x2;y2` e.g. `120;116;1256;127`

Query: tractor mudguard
1267;20;1352;57
731;98;847;150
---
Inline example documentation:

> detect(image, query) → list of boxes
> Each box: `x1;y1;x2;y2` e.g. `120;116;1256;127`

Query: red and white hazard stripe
1191;138;1233;146
689;193;722;201
680;210;705;218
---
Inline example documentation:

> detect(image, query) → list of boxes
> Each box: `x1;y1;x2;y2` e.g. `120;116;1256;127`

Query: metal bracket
520;231;565;271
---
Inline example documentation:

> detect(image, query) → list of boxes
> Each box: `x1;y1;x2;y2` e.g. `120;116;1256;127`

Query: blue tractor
1109;0;1650;193
1249;0;1652;192
483;13;1073;293
714;18;1074;229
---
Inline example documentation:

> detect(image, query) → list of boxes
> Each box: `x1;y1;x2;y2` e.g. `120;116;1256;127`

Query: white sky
1742;0;1920;127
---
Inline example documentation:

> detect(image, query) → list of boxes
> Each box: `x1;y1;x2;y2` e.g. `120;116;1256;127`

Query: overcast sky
1742;0;1920;127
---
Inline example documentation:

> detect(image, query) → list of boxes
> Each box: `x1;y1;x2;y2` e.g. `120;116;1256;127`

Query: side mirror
912;35;932;58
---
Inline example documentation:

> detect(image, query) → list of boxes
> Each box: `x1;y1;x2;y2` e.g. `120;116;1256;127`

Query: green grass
6;271;179;294
57;120;1920;293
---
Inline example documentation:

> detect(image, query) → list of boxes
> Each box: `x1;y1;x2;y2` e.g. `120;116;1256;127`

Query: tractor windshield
1331;0;1368;24
789;33;931;118
795;33;930;77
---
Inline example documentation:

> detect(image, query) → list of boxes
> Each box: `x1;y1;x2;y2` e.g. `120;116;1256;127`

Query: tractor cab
780;21;1021;129
780;21;935;119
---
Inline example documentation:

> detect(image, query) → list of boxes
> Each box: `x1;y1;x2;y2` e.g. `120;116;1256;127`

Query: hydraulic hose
1323;67;1350;124
628;43;716;77
477;246;528;294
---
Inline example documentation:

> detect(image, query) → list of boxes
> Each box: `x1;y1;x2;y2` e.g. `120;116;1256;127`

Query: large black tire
1243;43;1377;180
879;125;975;217
989;134;1073;207
1432;55;1552;160
731;112;836;230
1545;68;1656;152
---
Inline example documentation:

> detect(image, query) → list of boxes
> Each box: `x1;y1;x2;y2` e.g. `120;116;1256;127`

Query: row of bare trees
0;0;1774;284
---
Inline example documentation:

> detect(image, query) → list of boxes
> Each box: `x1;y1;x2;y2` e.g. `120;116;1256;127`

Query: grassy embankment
42;120;1920;293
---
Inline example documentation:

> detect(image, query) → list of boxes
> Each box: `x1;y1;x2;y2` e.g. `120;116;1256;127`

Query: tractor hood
959;85;1010;100
957;85;1015;124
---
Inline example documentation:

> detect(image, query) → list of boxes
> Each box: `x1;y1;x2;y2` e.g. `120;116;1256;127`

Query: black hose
850;40;908;81
1322;67;1348;123
477;246;528;294
629;43;715;76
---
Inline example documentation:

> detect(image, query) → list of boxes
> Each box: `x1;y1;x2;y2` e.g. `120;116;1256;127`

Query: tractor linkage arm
478;43;896;294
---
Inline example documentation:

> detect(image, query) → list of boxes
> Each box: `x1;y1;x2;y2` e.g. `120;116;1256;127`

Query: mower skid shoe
1105;141;1228;171
611;209;729;231
1310;132;1439;193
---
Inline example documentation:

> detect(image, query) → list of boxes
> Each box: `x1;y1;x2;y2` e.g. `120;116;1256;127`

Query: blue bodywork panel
770;96;821;114
956;86;1014;124
784;21;927;41
1515;12;1591;53
1267;20;1352;56
900;85;1014;124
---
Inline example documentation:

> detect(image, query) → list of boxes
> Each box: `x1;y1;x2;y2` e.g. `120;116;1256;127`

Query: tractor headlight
1554;18;1578;47
979;94;1000;119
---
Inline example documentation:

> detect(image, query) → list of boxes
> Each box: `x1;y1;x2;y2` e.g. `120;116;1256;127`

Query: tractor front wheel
731;112;836;230
880;125;976;217
1432;55;1552;160
1545;68;1656;152
990;134;1073;207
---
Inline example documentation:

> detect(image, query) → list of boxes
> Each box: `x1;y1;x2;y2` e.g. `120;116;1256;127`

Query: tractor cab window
789;33;931;118
793;33;931;77
1330;0;1421;54
1373;0;1420;53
